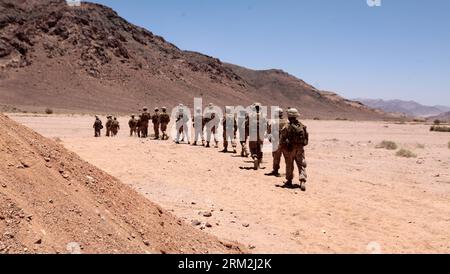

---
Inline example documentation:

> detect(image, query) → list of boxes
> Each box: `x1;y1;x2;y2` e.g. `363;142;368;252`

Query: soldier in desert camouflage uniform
93;116;103;137
237;109;249;157
105;115;113;137
248;103;267;170
280;108;309;191
151;108;161;140
128;114;138;137
140;107;151;138
111;117;120;137
159;107;171;141
175;104;190;144
204;103;219;148
136;115;143;138
265;108;289;177
192;107;205;146
221;106;237;153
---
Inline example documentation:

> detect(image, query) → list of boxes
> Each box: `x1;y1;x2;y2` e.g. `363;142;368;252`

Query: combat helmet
287;108;300;118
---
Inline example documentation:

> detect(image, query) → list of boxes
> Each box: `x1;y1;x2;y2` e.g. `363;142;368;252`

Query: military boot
253;156;259;170
282;180;293;188
265;170;281;177
300;180;307;192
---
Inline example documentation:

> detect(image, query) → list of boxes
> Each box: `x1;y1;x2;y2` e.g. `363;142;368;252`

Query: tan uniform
140;111;151;138
268;118;289;171
237;112;249;157
111;119;120;136
248;112;266;163
176;110;190;143
151;113;160;139
222;113;237;151
204;110;219;147
93;118;103;137
159;112;171;140
129;117;138;136
280;120;309;183
136;117;142;138
105;118;113;137
193;114;205;145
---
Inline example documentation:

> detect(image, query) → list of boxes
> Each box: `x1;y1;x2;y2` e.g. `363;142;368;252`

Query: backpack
284;122;308;147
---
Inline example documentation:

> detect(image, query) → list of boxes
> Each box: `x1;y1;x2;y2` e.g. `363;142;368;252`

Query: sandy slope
11;114;450;253
0;113;243;254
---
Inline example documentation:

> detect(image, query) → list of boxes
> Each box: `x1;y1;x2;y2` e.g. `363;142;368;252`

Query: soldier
204;103;219;148
237;109;249;157
221;106;237;153
128;114;138;137
265;108;289;177
140;107;151;138
280;108;309;191
175;104;190;144
248;103;267;170
192;107;205;146
159;107;171;140
93;116;103;137
151;108;161;140
105;115;113;137
111;117;120;136
136;115;143;138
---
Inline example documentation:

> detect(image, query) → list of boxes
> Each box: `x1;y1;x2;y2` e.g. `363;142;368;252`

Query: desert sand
0;113;242;254
9;114;450;254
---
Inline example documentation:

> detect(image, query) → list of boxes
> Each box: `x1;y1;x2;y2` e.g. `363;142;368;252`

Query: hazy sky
88;0;450;106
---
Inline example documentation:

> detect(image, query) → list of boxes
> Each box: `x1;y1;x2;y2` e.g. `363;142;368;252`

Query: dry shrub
396;149;417;158
376;140;398;150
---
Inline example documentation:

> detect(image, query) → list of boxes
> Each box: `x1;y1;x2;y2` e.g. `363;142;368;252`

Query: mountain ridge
355;98;450;118
0;0;385;120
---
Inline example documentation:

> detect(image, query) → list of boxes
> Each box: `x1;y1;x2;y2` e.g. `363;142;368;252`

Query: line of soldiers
172;103;309;191
92;104;309;191
127;106;171;140
93;115;120;137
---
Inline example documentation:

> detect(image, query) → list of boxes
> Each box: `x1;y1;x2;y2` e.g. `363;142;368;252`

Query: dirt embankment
0;113;243;254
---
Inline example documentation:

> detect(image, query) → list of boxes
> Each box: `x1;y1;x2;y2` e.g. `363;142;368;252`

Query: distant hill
355;99;449;118
0;0;385;120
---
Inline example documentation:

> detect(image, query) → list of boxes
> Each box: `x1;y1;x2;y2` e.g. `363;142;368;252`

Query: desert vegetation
396;149;417;158
376;140;398;150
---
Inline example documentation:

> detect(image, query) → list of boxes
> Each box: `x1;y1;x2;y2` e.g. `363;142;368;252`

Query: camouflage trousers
153;123;160;139
141;122;149;138
111;129;118;136
130;127;137;137
223;131;236;150
94;129;101;137
272;147;283;171
249;140;263;161
194;128;204;143
282;146;307;182
205;127;218;145
176;124;190;143
160;123;168;140
240;141;249;156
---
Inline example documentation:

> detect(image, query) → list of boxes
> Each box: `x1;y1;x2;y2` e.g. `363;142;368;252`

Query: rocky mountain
356;99;449;118
0;0;384;119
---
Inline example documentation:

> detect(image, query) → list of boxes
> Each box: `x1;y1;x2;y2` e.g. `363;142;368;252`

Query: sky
88;0;450;106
